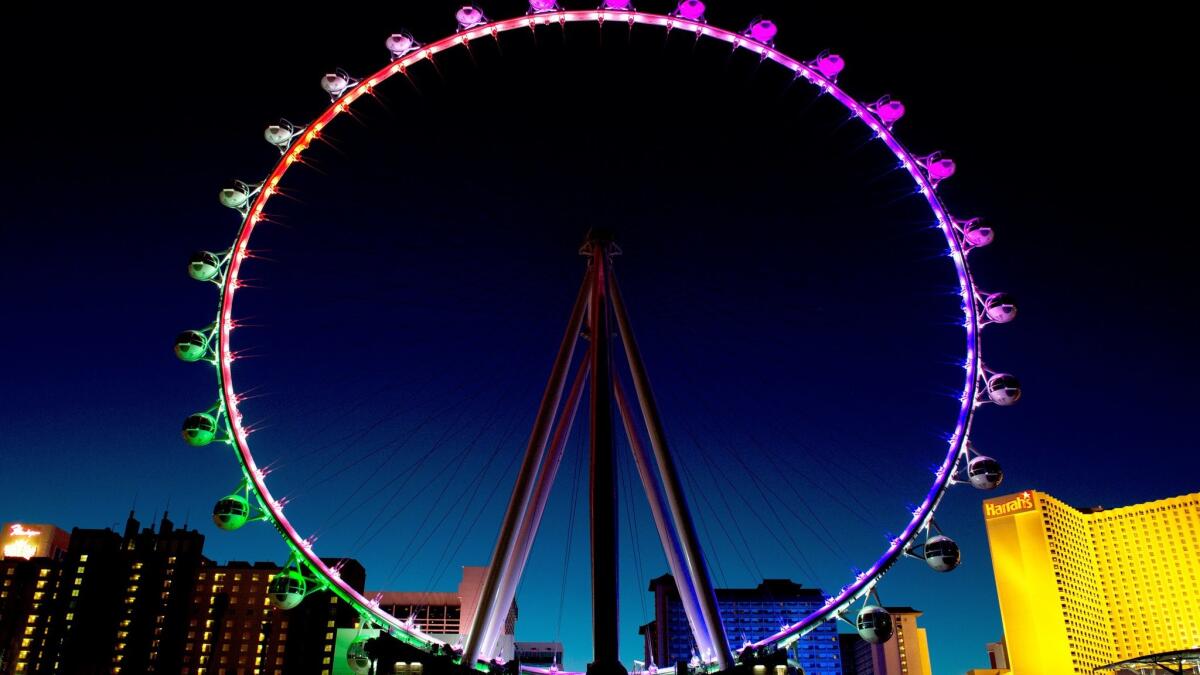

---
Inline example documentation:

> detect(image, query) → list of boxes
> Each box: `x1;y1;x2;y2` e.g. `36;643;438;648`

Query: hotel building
839;607;932;675
181;558;366;675
639;576;842;675
982;489;1200;674
369;566;517;660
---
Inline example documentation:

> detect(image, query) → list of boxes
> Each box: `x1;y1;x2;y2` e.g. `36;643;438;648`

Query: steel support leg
462;270;592;667
613;374;715;661
586;235;626;675
481;355;591;658
609;271;734;671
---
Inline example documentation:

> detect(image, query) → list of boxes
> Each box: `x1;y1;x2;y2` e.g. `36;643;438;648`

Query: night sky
2;5;1195;674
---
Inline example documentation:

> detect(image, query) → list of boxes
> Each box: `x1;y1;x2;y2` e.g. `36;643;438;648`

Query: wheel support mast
464;232;731;672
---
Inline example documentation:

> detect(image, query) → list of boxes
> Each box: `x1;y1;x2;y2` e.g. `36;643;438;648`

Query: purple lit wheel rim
212;9;983;666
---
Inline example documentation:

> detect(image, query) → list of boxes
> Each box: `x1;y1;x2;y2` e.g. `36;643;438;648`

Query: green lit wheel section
176;5;1020;673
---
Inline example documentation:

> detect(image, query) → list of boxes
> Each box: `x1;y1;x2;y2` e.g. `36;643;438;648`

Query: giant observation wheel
175;3;1021;673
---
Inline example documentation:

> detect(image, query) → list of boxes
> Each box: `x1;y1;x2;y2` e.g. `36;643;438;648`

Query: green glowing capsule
174;330;209;362
181;413;218;446
347;638;371;674
268;570;307;610
212;494;250;531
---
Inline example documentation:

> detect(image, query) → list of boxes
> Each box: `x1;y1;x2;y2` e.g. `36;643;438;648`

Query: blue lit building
639;575;842;675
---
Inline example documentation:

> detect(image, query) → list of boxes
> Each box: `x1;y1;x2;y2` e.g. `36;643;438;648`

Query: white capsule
984;293;1018;323
923;535;961;572
856;606;893;644
321;72;351;98
264;124;293;148
986;373;1021;406
386;32;419;59
219;186;249;210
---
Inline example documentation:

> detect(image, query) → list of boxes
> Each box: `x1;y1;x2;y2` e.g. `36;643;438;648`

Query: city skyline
2;3;1197;675
8;486;1196;673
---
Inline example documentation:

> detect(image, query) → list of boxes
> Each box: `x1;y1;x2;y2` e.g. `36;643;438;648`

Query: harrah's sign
985;491;1035;519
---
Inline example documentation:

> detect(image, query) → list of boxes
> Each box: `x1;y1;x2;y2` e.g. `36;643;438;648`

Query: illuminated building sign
3;524;42;559
984;491;1035;519
1;522;68;560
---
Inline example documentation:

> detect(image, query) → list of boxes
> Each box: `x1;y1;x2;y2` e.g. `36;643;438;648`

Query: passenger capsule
815;53;844;80
174;330;209;362
985;293;1018;324
872;97;906;128
986;373;1022;406
188;251;221;281
182;412;218;447
219;185;250;210
968;456;1004;490
856;605;893;644
529;0;559;11
456;6;486;30
747;19;777;44
674;0;705;21
962;219;994;248
212;494;250;531
321;72;351;98
386;32;419;60
924;155;957;182
264;124;294;148
602;0;633;8
268;570;307;610
347;638;371;674
923;535;961;572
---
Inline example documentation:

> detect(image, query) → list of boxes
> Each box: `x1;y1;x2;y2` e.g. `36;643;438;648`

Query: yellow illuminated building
982;489;1200;675
889;608;933;675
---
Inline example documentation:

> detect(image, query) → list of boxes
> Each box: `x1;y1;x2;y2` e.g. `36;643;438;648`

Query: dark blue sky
2;5;1195;674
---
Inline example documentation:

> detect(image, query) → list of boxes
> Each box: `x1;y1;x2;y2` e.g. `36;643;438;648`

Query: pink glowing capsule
984;293;1018;323
456;6;485;29
529;0;558;11
747;19;777;44
816;53;844;79
675;0;705;21
603;0;633;7
961;219;994;247
875;99;905;126
926;158;957;181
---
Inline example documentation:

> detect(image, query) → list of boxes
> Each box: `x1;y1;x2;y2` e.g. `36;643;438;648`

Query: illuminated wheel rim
185;7;1015;669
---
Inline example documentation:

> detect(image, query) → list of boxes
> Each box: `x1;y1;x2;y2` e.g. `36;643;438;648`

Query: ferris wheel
175;2;1020;674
